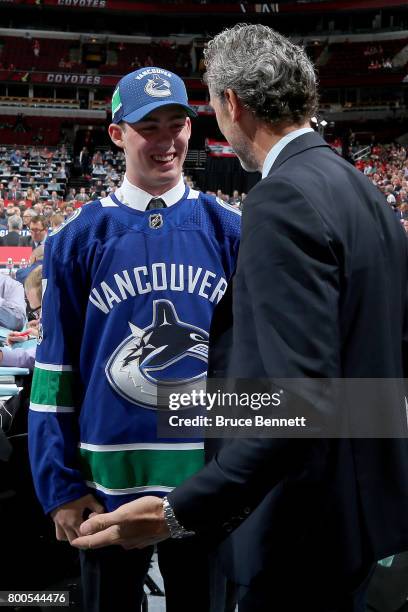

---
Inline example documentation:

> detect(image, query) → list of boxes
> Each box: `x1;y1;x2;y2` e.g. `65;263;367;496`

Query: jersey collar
114;175;186;211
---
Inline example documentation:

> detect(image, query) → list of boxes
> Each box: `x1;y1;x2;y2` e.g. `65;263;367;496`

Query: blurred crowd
0;141;407;234
354;143;408;232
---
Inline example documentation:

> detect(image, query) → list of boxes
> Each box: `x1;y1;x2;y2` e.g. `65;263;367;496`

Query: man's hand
7;328;38;344
51;494;105;544
71;496;169;550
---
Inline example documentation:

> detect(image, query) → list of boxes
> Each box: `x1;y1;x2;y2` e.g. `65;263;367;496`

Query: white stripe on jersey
79;442;204;452
34;362;73;371
85;481;173;495
30;403;75;413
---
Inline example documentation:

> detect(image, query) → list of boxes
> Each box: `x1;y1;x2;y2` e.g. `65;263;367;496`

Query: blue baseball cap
111;67;197;124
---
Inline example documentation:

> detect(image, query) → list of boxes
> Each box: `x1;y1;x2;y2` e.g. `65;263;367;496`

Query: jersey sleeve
28;237;90;514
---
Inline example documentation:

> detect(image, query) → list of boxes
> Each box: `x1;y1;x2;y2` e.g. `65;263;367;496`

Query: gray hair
23;208;36;218
204;23;318;125
8;214;22;231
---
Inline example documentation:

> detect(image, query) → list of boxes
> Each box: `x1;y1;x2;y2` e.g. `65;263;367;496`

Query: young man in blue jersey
28;67;240;612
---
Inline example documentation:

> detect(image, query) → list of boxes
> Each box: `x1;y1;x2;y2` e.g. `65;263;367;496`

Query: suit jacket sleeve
168;178;341;536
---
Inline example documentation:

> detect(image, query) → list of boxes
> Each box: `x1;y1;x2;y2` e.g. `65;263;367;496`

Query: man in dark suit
0;215;22;246
72;24;408;612
19;215;47;249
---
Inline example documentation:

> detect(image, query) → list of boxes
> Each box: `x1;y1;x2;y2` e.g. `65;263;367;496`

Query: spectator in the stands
1;266;43;370
0;274;26;331
230;189;241;207
49;191;59;206
90;180;104;200
47;177;60;191
10;150;22;166
64;205;74;218
65;187;76;202
55;164;67;180
43;203;54;218
19;160;30;173
38;185;50;199
91;150;103;166
19;215;48;249
79;147;90;176
0;199;7;225
49;214;64;232
6;204;17;219
0;182;8;200
32;202;44;215
387;194;402;219
21;209;36;238
1;215;22;246
76;187;89;204
7;187;22;202
24;186;36;205
9;175;21;191
92;162;106;176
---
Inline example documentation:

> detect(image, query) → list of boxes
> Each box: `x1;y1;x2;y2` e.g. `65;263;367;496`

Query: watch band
162;496;195;539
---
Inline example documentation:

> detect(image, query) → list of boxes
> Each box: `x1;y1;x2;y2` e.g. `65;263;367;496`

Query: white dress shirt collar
262;127;314;179
114;175;186;211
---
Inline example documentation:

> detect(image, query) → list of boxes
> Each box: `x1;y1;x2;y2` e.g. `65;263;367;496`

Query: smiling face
109;105;191;195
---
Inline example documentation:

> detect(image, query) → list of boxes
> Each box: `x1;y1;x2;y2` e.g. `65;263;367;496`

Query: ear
223;89;243;123
108;123;125;149
185;116;192;141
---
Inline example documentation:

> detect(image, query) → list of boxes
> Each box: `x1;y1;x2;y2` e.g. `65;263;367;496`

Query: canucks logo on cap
144;76;171;98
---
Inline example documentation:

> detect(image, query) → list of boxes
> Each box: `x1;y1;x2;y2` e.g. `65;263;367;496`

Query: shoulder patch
49;208;82;235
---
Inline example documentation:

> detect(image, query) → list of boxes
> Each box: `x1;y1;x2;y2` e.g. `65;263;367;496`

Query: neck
237;107;311;171
252;120;311;170
125;173;181;197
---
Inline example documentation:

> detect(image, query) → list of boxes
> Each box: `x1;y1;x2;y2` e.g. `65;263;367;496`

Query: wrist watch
162;496;196;539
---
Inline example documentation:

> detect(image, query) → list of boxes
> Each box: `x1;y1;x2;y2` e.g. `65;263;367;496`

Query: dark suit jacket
18;236;43;250
168;132;408;596
18;235;33;248
0;231;21;246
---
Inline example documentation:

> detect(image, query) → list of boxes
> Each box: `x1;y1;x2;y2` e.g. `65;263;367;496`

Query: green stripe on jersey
79;447;205;492
31;367;75;408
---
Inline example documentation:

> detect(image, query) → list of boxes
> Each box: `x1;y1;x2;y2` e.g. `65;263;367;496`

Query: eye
190;333;208;343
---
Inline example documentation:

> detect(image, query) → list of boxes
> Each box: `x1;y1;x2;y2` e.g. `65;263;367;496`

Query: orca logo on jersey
105;299;208;409
144;76;171;98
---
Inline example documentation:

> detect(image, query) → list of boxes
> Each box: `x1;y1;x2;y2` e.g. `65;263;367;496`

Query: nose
155;127;176;150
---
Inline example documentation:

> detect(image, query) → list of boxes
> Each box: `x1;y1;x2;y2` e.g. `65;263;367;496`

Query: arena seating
319;38;408;77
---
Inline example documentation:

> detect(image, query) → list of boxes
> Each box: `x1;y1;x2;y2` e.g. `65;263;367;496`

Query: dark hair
30;215;48;229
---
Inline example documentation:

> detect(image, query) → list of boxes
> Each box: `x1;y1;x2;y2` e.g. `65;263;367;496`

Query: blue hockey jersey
29;187;240;514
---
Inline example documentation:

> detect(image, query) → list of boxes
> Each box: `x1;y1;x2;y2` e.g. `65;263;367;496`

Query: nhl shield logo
105;300;209;409
149;213;163;229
